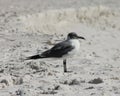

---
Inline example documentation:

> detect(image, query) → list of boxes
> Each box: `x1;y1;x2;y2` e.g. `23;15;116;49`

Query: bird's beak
77;36;86;40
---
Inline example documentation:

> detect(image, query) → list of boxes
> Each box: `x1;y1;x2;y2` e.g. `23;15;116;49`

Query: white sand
0;0;120;96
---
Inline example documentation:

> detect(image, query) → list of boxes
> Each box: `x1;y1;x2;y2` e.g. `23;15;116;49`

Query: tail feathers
25;50;51;60
25;54;44;60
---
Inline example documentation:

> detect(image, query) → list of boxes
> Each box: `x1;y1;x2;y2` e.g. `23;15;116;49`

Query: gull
26;32;85;72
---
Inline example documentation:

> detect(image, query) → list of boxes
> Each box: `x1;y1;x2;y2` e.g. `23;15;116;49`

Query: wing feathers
26;40;74;60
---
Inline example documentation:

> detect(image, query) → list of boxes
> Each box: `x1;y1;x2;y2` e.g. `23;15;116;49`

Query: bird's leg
63;59;67;72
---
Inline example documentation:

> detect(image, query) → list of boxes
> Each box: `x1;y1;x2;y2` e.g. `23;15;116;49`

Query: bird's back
41;40;74;58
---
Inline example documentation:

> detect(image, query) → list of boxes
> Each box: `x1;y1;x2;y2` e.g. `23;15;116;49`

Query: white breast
68;39;80;56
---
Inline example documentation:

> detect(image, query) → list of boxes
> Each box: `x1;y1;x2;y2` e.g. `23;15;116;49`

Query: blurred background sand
0;0;120;96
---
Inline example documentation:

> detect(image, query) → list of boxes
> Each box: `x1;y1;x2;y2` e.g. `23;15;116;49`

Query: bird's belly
62;49;79;59
68;47;79;56
63;39;80;58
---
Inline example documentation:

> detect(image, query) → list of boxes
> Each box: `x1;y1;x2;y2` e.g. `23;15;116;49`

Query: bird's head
67;32;85;40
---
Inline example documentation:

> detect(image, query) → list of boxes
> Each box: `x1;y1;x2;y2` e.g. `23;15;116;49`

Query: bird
26;32;85;72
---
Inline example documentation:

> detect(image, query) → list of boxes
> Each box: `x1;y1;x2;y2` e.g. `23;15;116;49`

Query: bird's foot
64;70;73;73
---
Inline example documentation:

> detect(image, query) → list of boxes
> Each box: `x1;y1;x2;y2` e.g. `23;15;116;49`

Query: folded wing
43;40;74;57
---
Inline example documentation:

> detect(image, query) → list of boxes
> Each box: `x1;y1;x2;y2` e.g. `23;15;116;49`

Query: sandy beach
0;0;120;96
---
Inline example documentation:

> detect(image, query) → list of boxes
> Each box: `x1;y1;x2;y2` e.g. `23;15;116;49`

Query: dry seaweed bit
88;78;103;84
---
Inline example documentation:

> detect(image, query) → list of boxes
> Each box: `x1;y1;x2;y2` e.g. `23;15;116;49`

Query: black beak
77;36;86;40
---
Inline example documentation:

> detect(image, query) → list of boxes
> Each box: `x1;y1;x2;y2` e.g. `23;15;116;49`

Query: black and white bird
26;32;85;72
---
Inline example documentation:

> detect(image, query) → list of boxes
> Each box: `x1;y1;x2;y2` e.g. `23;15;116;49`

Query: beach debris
88;78;103;84
61;79;80;85
85;86;94;90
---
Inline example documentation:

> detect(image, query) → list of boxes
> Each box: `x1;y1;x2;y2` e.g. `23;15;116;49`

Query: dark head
67;32;85;40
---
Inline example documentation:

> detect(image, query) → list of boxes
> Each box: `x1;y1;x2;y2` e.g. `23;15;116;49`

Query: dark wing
26;40;74;60
43;40;74;57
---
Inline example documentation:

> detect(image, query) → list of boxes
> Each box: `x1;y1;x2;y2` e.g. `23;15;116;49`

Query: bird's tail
25;50;51;60
25;55;44;60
